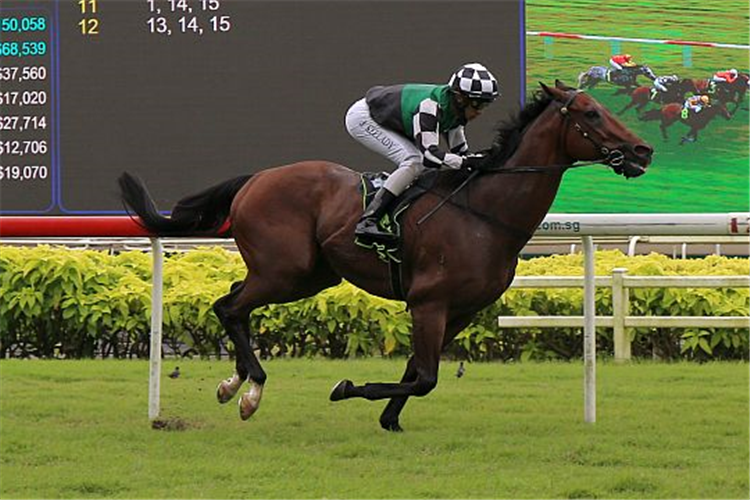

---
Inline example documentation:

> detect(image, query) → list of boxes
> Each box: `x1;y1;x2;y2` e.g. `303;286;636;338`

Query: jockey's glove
461;153;488;171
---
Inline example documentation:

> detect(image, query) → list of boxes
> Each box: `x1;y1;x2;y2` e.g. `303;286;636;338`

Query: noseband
560;90;625;169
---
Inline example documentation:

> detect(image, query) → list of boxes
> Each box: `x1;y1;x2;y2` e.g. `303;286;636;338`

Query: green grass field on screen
525;0;749;213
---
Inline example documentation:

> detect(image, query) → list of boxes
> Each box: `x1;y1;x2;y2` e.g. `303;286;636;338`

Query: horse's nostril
634;144;653;158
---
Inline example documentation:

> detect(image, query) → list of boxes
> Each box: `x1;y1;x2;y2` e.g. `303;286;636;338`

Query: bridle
558;90;626;172
486;89;626;174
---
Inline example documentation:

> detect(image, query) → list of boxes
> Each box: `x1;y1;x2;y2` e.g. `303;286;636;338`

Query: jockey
682;94;710;118
609;53;636;71
711;68;739;84
345;63;499;241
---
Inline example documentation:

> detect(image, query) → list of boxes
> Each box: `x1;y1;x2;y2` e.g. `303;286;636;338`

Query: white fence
498;268;750;361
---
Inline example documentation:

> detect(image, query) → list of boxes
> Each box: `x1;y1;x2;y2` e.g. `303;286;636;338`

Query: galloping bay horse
119;80;653;432
618;78;699;116
639;100;731;143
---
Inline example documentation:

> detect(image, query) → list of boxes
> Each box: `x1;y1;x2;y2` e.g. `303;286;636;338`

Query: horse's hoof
216;375;243;404
380;420;404;432
238;382;263;421
329;379;353;401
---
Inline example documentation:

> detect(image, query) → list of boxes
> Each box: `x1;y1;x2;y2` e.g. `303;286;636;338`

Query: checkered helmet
448;63;500;102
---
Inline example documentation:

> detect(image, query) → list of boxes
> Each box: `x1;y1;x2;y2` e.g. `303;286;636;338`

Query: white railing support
627;236;640;256
498;272;750;364
582;236;596;424
148;237;164;421
612;268;630;363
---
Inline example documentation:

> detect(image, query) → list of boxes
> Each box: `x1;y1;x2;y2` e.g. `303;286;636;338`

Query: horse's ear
555;79;574;91
540;81;566;100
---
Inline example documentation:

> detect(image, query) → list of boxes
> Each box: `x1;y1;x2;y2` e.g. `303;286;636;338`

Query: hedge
0;246;747;361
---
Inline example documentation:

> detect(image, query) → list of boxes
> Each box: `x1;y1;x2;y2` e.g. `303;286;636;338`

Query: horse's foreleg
377;356;418;432
330;305;445;416
374;313;475;432
680;129;699;145
660;122;669;140
618;102;634;115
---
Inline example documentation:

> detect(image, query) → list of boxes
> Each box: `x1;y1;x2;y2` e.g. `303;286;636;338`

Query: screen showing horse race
0;0;524;215
525;1;748;214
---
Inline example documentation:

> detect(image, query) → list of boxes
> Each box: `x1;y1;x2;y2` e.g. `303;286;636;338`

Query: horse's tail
118;171;252;236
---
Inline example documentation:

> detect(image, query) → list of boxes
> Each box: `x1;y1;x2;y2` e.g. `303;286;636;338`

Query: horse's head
640;65;657;80
541;80;653;178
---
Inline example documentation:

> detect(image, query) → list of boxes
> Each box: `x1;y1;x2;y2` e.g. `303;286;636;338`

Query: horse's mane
485;90;554;166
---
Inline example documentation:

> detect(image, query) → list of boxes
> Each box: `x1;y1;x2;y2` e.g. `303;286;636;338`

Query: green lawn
1;359;747;499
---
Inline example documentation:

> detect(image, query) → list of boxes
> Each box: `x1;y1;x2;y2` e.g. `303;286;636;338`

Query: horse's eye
584;110;600;119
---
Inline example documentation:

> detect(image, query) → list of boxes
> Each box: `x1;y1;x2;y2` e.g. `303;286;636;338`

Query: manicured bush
0;246;747;360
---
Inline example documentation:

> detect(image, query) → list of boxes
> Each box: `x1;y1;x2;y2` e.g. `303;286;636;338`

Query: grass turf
0;358;747;499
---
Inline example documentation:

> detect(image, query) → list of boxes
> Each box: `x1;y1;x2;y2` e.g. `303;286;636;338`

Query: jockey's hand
461;153;488;171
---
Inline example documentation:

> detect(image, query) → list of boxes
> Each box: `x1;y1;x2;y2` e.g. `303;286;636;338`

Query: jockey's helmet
700;95;710;104
449;63;500;103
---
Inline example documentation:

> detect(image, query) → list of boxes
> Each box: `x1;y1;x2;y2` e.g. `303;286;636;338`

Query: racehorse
639;101;732;143
688;73;749;114
577;65;657;91
118;80;652;432
618;78;698;116
710;72;750;114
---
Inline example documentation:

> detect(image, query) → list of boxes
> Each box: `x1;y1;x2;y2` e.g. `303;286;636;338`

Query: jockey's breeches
345;98;424;195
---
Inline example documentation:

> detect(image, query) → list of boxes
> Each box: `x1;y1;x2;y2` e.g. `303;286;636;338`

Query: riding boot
355;187;398;241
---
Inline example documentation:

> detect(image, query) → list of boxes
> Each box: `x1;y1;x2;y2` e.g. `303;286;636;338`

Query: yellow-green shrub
0;246;747;361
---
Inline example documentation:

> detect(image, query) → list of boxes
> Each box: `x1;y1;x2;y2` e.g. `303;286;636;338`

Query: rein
417;90;623;226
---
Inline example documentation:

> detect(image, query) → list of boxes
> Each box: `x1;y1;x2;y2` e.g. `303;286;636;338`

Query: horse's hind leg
217;262;341;420
214;281;266;411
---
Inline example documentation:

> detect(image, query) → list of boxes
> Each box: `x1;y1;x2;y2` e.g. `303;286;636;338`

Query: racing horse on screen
119;81;652;432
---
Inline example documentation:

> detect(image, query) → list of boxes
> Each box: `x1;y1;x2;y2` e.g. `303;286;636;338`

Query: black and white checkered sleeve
447;127;469;155
413;99;463;169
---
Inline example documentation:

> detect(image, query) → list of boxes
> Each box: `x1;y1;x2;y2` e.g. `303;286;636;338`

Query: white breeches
345;98;425;196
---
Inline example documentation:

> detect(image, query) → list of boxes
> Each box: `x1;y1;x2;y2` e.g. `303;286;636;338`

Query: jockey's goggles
468;99;493;110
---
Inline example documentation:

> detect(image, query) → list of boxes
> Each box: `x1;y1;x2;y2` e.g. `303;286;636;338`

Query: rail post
582;236;596;423
148;237;164;421
612;268;630;362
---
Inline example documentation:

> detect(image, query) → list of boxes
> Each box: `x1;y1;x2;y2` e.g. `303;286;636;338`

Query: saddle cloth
354;171;434;300
354;172;430;263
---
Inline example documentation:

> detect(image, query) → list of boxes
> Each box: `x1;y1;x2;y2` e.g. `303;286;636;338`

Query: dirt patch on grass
150;416;195;431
